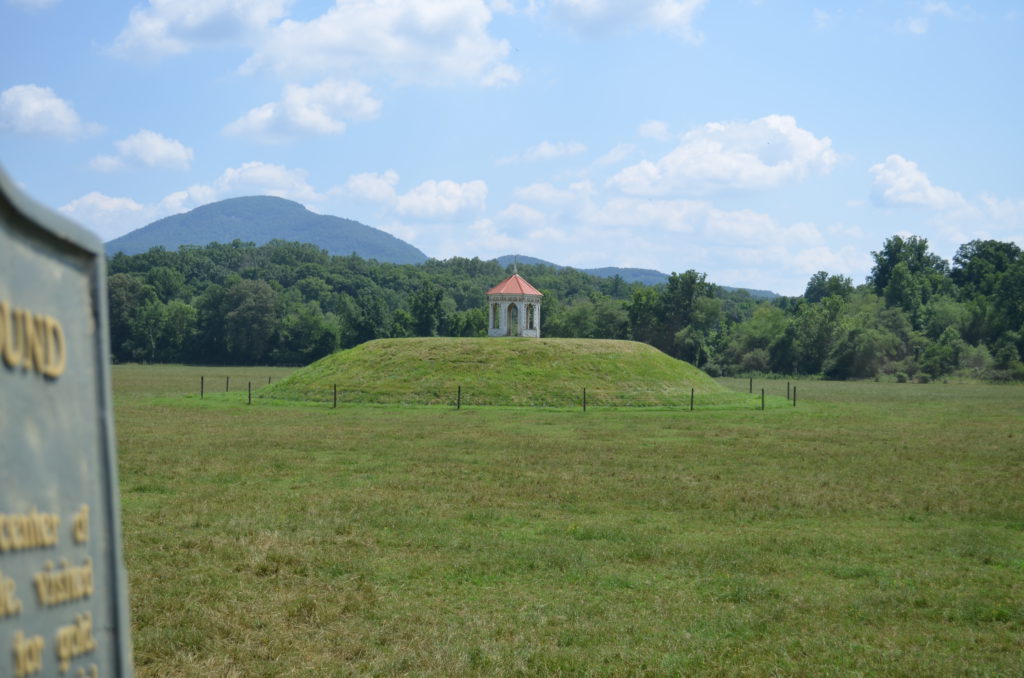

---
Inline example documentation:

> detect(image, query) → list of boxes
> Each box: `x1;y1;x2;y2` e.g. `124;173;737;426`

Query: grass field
113;364;1024;677
260;338;742;408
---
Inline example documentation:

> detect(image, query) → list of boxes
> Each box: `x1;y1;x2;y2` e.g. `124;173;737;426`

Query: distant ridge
106;196;428;264
496;254;668;285
496;254;779;298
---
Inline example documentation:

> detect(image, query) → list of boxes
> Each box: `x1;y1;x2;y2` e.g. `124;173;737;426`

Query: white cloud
396;179;487;218
791;245;872;277
157;185;217;215
638;120;671;141
339;171;490;220
497;174;845;289
498;140;587;164
905;17;929;34
91;129;193;171
225;79;380;139
0;84;100;139
498;203;546;227
980;194;1024;227
62;160;322;240
341;170;400;203
551;0;707;40
869;154;968;212
89;155;124;172
60;192;148;241
609;115;838;196
868;155;1024;250
465;217;521;254
580;197;704;232
513;182;578;203
210;161;321;201
480;63;521;87
924;2;954;17
112;0;292;59
812;9;832;31
241;0;516;87
900;2;957;35
594;143;636;167
488;0;516;14
574;195;825;248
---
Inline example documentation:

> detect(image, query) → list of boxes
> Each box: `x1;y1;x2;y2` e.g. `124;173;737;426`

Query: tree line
106;235;1024;381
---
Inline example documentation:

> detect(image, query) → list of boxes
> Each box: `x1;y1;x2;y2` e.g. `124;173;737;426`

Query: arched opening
526;304;535;330
506;303;520;336
491;303;500;329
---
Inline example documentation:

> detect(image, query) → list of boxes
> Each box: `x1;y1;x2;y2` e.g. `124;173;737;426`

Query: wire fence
196;376;801;411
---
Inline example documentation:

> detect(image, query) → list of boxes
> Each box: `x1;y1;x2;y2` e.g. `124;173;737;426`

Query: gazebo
486;273;542;338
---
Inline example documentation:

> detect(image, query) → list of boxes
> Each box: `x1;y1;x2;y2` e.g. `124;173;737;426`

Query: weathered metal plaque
0;167;133;678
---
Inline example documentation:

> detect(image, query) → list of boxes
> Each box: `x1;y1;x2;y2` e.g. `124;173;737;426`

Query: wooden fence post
201;375;204;399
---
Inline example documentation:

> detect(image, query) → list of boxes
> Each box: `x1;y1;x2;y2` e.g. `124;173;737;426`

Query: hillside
260;337;741;407
495;254;779;298
496;254;668;286
105;196;428;264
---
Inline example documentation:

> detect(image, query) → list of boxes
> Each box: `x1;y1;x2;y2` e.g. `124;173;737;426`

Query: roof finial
514;255;518;275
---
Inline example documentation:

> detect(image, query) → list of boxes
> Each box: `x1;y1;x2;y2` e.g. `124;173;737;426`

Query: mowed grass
260;338;750;408
113;365;1024;677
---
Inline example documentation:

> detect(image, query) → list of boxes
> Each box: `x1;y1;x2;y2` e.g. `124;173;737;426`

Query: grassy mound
260;337;738;407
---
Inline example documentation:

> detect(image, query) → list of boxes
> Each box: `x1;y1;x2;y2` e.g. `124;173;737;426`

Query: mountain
105;196;428;264
496;255;668;286
496;254;779;298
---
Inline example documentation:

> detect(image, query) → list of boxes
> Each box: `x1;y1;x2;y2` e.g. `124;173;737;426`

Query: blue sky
1;0;1021;295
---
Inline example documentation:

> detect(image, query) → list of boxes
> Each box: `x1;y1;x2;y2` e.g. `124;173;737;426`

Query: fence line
197;377;800;411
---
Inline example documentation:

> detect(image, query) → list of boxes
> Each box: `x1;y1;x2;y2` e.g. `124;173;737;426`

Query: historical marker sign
0;168;133;678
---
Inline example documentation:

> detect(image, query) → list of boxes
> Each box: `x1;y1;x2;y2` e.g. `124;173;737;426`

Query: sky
1;1;1022;296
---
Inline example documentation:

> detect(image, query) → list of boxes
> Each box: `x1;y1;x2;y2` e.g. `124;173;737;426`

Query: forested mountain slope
105;196;428;264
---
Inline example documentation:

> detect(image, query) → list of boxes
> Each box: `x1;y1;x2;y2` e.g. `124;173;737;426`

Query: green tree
107;273;158;361
145;266;187;303
793;296;843;374
804;271;853;303
222;279;280;363
411;283;443;336
627;286;661;345
869;235;949;297
823;327;897;380
591;296;629;340
160;300;197;362
275;302;339;364
951;239;1022;296
920;326;966;377
131;300;166;362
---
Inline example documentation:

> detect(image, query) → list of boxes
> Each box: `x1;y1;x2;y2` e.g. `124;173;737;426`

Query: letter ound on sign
0;167;134;677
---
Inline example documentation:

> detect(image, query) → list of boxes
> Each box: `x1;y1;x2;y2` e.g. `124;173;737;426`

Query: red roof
486;273;543;296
